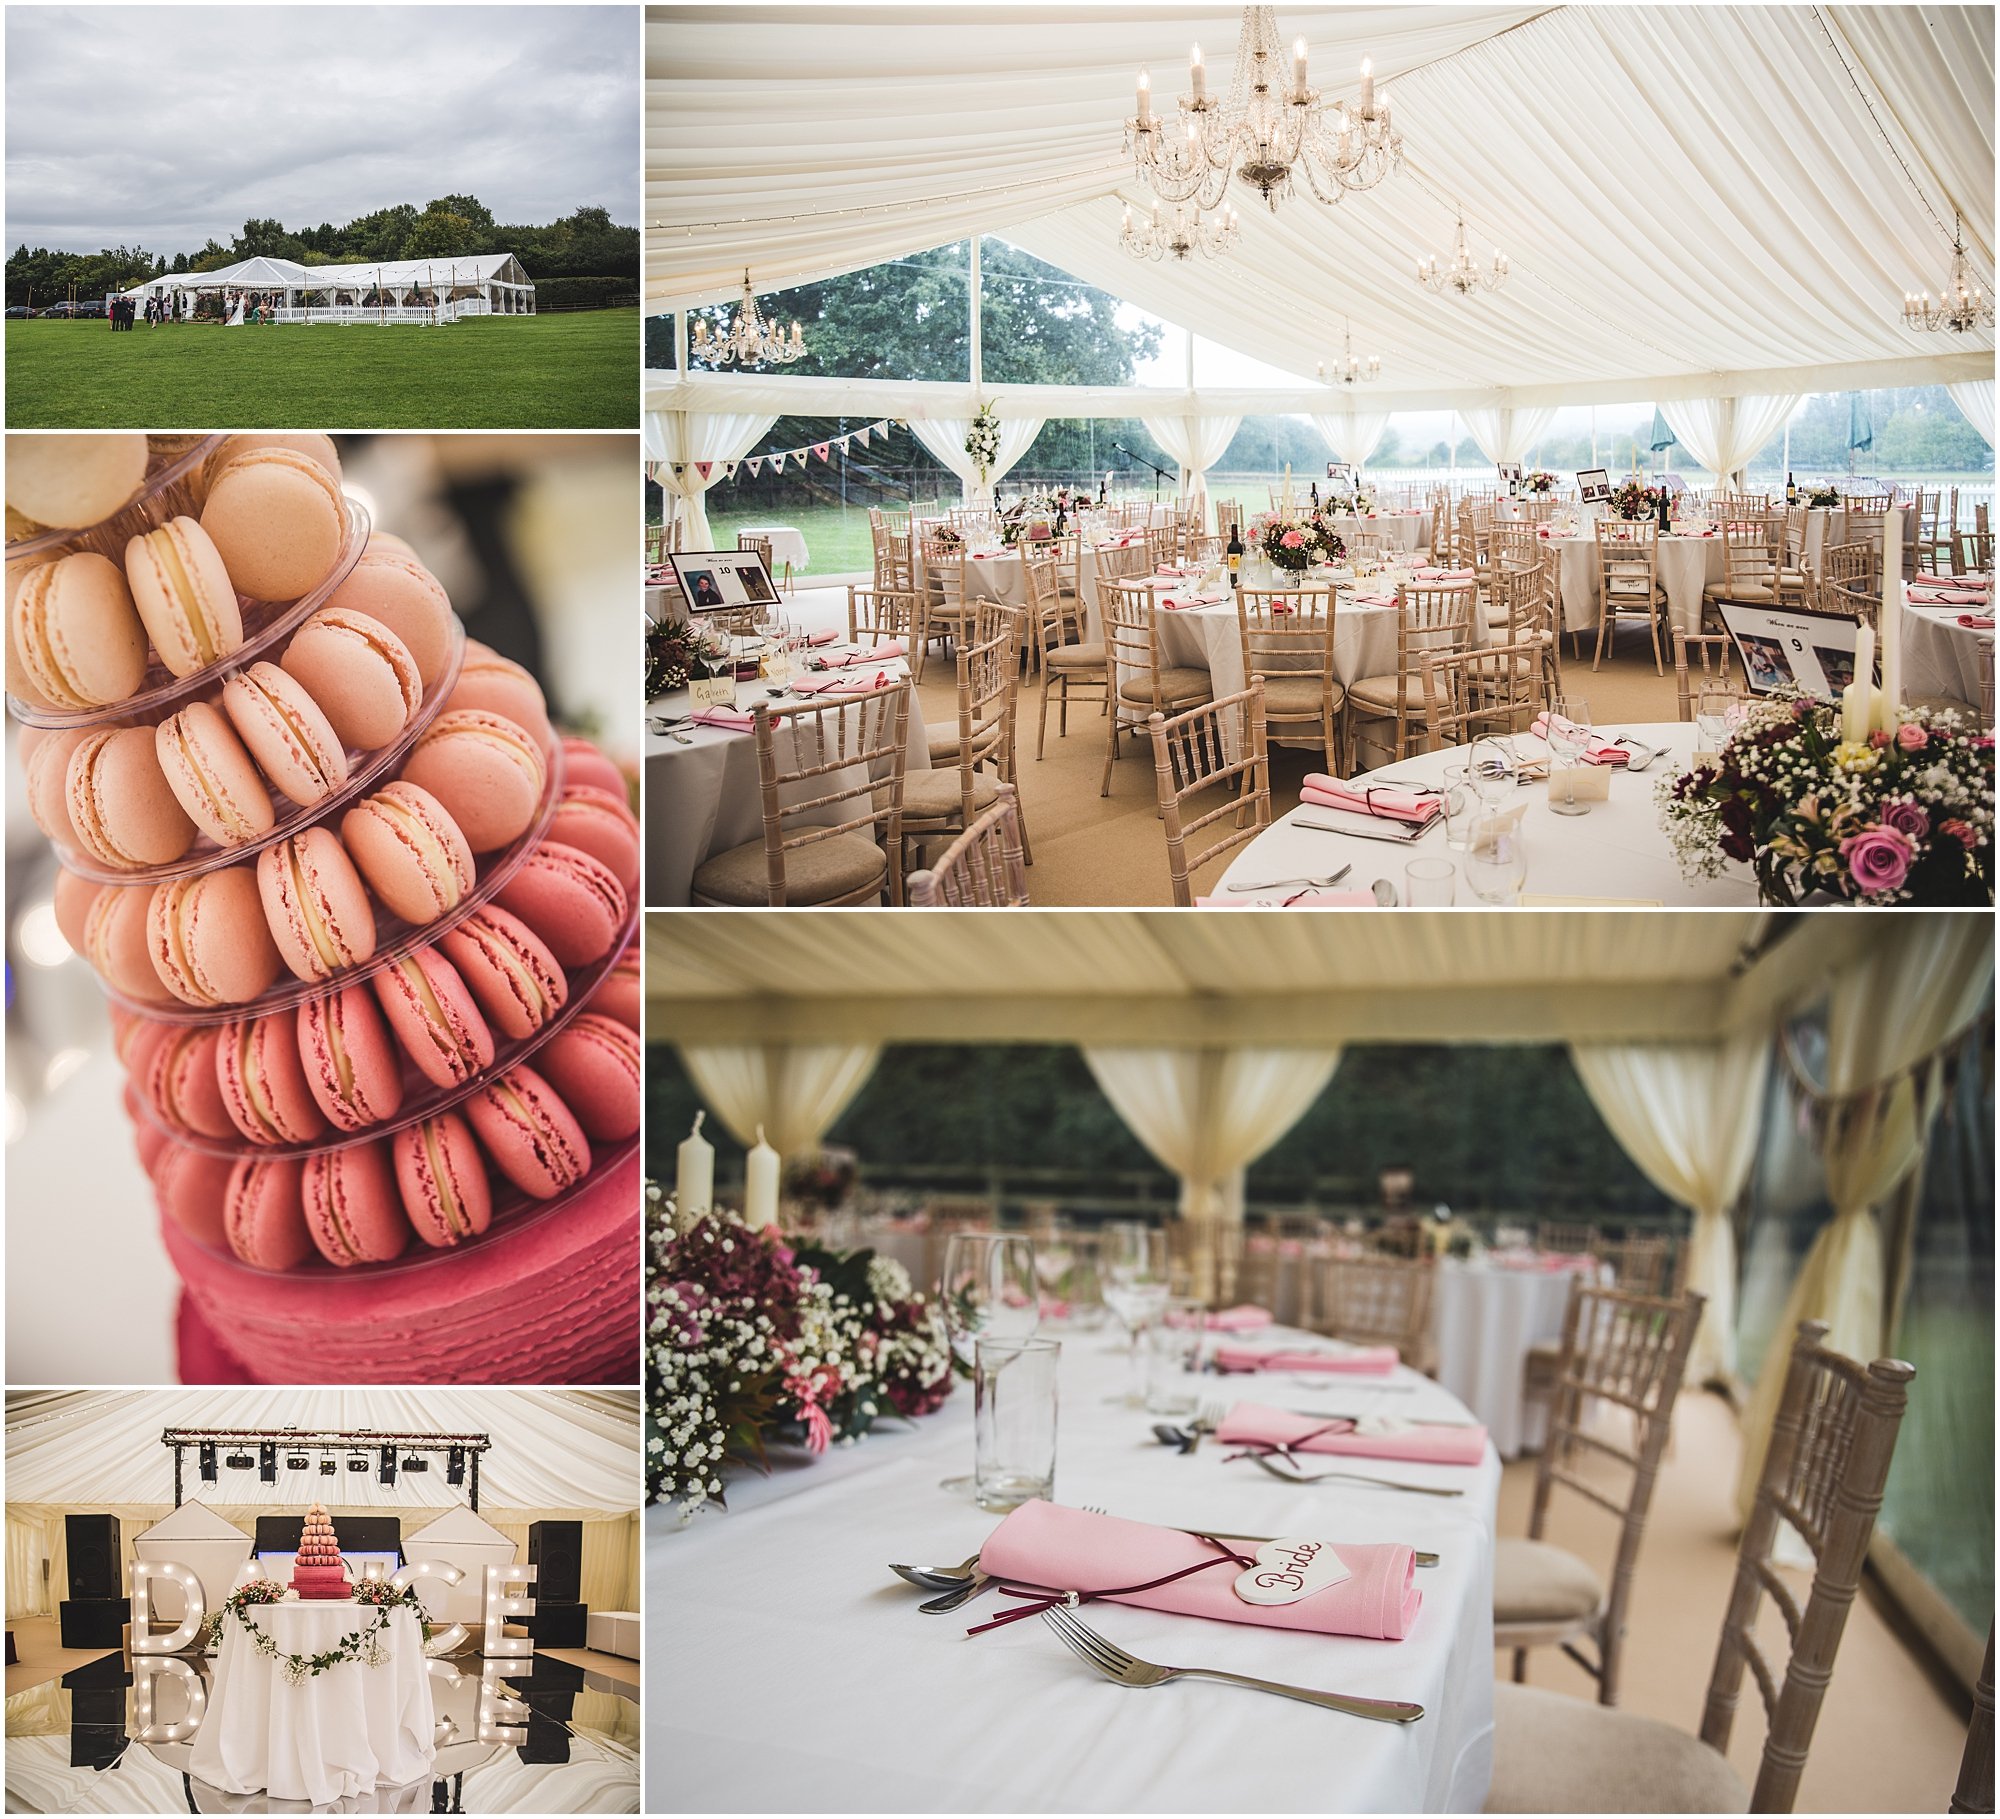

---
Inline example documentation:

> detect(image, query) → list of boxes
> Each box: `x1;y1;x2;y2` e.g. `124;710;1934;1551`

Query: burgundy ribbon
1221;1417;1358;1467
965;1534;1256;1637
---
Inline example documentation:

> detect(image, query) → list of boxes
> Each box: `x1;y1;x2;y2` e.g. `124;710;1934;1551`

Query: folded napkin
1156;564;1197;578
1351;591;1399;608
689;706;754;732
1217;1401;1487;1467
1301;773;1439;825
815;640;905;666
977;1499;1421;1641
792;670;894;696
1160;590;1230;611
804;628;840;647
1911;589;1988;606
1959;614;1995;630
1412;566;1477;583
1531;713;1629;764
1213;1343;1398;1376
1205;1305;1273;1332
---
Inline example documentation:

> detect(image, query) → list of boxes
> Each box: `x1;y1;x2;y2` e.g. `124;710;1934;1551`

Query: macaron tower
290;1502;350;1599
9;433;642;1386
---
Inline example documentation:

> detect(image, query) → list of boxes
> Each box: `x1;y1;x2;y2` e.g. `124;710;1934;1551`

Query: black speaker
523;1602;588;1649
59;1598;130;1650
527;1521;581;1604
65;1514;121;1600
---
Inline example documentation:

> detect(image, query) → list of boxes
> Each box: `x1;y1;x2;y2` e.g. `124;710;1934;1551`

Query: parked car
4;305;31;319
37;299;108;319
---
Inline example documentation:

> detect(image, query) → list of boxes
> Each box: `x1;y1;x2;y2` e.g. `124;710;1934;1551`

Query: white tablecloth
1902;603;1992;711
1434;1259;1598;1459
1545;531;1723;637
733;524;810;572
1326;511;1430;555
651;1325;1499;1813
188;1604;435;1805
1215;721;1753;906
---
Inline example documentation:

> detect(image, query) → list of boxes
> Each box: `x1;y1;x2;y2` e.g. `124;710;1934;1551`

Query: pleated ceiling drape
1310;411;1392;469
1141;414;1242;516
905;416;1044;508
678;1043;881;1165
643;410;778;548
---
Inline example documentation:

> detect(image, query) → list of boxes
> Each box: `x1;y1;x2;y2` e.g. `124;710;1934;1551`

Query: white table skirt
733;524;810;572
1903;604;1992;711
1215;720;1754;906
650;1324;1499;1813
1546;532;1723;637
1326;512;1430;555
188;1604;434;1805
1434;1260;1598;1459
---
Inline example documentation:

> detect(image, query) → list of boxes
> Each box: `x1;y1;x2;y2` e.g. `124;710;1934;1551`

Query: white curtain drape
1459;406;1558;467
1568;1032;1771;1384
1733;919;1993;1523
679;1043;881;1163
1947;380;1995;446
1659;396;1801;486
1142;413;1242;518
1082;1047;1340;1285
643;409;778;549
1310;411;1391;469
905;415;1044;508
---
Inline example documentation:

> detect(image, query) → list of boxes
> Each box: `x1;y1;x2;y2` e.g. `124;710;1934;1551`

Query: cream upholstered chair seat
1257;673;1346;715
1487;1684;1749;1813
1121;665;1209;705
928;726;1002;767
693;834;887;905
1492;1538;1604;1624
901;769;1005;821
1344;671;1407;710
1046;641;1106;670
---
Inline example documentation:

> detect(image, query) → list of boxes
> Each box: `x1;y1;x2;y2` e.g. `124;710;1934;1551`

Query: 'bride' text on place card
1233;1537;1352;1606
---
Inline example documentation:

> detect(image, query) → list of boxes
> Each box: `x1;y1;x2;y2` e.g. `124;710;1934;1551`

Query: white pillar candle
1877;507;1903;728
1843;623;1875;743
744;1125;781;1230
676;1112;713;1218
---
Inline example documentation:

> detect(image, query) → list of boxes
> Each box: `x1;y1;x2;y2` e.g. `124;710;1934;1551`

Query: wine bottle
1786;471;1797;506
1657;486;1672;533
1227;521;1244;589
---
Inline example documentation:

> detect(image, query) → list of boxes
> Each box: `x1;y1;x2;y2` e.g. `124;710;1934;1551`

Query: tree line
7;195;638;308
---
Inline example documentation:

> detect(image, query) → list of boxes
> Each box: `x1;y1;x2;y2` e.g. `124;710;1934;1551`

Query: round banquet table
1214;720;1754;906
1543;528;1724;638
1902;599;1993;711
187;1603;434;1805
1324;510;1430;555
731;523;810;574
651;1320;1500;1813
1433;1257;1602;1459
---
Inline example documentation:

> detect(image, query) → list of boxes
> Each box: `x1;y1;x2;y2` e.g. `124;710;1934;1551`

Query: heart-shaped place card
1233;1537;1353;1607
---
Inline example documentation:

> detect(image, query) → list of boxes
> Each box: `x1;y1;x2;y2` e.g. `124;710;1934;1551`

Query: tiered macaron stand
8;443;639;1384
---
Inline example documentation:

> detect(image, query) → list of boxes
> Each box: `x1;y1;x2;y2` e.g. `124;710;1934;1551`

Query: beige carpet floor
1495;1390;1970;1813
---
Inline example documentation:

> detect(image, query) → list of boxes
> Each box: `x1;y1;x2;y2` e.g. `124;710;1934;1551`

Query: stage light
224;1452;254;1471
319;1459;336;1477
378;1447;397;1486
347;1453;368;1473
402;1456;427;1473
446;1446;466;1486
286;1454;308;1471
259;1443;277;1484
199;1443;217;1483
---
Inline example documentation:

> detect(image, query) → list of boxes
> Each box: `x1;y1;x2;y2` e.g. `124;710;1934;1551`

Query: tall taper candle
1843;623;1875;744
1878;506;1903;728
676;1111;713;1218
744;1125;780;1230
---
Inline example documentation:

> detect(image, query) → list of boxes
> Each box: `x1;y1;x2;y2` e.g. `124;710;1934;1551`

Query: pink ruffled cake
291;1502;350;1599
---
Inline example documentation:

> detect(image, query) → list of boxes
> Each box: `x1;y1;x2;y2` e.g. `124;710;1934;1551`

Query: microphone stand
1112;443;1174;504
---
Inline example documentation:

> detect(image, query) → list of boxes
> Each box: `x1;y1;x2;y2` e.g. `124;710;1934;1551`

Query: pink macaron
494;840;627;969
224;1156;313;1271
592;943;641;1032
392;1112;494;1248
218;1009;328;1147
324;550;454;685
24;728;90;847
156;700;276;846
257;828;376;981
560;738;626;800
210;433;342;485
131;1097;172;1178
535;1013;640;1141
66;726;198;869
222;660;349;808
301;1142;410;1268
446;641;552;746
153;1141;238;1251
124;516;244;678
52;866;104;957
142;1022;234;1140
149;867;282;1007
10;550;149;709
199;446;348;601
546;784;640;899
339;781;474;925
465;1063;590;1199
281;607;421;749
296;983;405;1132
371;947;494;1089
83;883;176;1005
398;710;546;853
437;904;567;1040
8;433;149;532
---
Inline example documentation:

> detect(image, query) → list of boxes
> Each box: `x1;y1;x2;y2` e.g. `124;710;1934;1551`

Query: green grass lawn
6;310;638;429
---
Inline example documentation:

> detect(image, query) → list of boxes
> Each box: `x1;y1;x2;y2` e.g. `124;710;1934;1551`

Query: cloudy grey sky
6;6;637;253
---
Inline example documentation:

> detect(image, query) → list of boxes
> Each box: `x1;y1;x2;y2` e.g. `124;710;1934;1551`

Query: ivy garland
205;1578;429;1687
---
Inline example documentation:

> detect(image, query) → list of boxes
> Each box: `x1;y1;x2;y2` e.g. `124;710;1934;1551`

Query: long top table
651;1324;1499;1812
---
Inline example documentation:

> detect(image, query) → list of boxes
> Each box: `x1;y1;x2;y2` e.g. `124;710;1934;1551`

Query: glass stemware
1470;736;1515;809
1546;695;1592;817
937;1233;1039;1495
1464;814;1528;905
1098;1222;1171;1406
1695;684;1739;754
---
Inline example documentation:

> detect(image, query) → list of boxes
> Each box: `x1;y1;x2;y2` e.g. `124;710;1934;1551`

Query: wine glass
1099;1222;1171;1406
1546;695;1592;817
1696;684;1739;754
1470;736;1515;810
937;1233;1040;1494
1463;814;1528;905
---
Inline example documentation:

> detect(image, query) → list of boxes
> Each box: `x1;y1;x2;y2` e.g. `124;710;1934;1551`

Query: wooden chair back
1104;581;1177;718
1307;1253;1436;1373
1495;521;1541;572
907;783;1030;906
1238;589;1339;756
737;532;775;574
1950;1629;1994;1815
1813;540;1878;622
1148;681;1271;906
1721;518;1779;594
1598;1231;1674;1296
1419;639;1548;745
1528;1283;1706;1704
1538;1219;1598;1256
848;583;919;652
1596;518;1660;599
1215;501;1244;540
922;610;1022;828
1673;630;1739;720
1699;1319;1916;1813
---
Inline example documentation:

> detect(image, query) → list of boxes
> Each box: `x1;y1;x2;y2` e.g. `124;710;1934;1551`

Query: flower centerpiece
1611;479;1673;522
999;492;1060;547
1803;482;1843;508
645;620;728;699
1656;694;1993;905
964;403;1001;492
646;1186;953;1519
1253;511;1345;574
1520;469;1558;496
932;523;964;547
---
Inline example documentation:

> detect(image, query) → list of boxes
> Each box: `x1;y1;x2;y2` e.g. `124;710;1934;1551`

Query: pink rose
1840;826;1914;895
1280;529;1305;549
1881;799;1929;841
1896;722;1930;752
1869;729;1892;748
1940;818;1979;849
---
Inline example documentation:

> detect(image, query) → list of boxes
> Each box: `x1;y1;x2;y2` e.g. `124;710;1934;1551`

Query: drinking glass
1144;1299;1208;1416
1038;1231;1106;1330
1405;857;1457;906
1470;737;1515;809
1099;1222;1171;1405
938;1233;1039;1493
1695;684;1739;754
1439;764;1476;851
973;1336;1061;1512
1464;815;1528;905
1546;696;1593;817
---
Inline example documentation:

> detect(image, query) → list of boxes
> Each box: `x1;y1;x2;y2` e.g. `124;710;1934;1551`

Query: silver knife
1164;1523;1439;1569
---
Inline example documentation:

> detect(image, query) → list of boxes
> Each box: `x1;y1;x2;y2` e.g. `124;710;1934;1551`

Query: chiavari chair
1102;580;1213;796
1238;587;1343;773
903;608;1031;875
906;783;1030;907
1147;681;1271;906
1345;579;1477;768
1420;639;1548;746
847;582;919;654
1306;1252;1436;1374
1672;630;1738;720
1593;519;1668;673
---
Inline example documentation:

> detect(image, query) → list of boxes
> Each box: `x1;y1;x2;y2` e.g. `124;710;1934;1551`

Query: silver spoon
1371;878;1400;906
919;1572;991;1614
1226;864;1352;893
889;1551;981;1591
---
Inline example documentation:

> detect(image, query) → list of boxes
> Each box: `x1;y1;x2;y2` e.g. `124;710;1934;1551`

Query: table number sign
689;673;738;712
1233;1537;1353;1606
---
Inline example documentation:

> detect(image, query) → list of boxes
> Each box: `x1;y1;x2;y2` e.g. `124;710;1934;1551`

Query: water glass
974;1336;1061;1512
1464;815;1528;905
1100;1221;1171;1404
1439;764;1476;850
1695;685;1739;754
1546;696;1593;817
939;1233;1040;1494
1405;857;1457;906
1144;1298;1207;1415
1470;737;1516;808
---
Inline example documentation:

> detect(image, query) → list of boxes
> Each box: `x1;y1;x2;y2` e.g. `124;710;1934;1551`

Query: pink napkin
1301;773;1439;824
805;628;839;647
1156;564;1196;577
1351;592;1399;608
792;670;894;696
689;707;754;732
1912;589;1987;607
1205;1305;1273;1332
816;640;905;666
1413;566;1476;582
1213;1344;1398;1376
1959;614;1995;630
1217;1401;1488;1466
978;1500;1421;1641
1531;713;1629;764
1160;591;1228;610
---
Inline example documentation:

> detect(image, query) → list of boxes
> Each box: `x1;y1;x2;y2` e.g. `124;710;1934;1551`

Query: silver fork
1041;1604;1424;1723
1249;1454;1464;1497
1190;1396;1230;1452
1225;865;1352;893
1080;1505;1438;1568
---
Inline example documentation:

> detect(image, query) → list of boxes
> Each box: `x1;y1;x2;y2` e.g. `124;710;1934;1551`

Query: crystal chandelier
1417;211;1507;297
1119;197;1240;262
1903;214;1994;334
1123;7;1402;215
1317;319;1379;385
691;269;805;367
